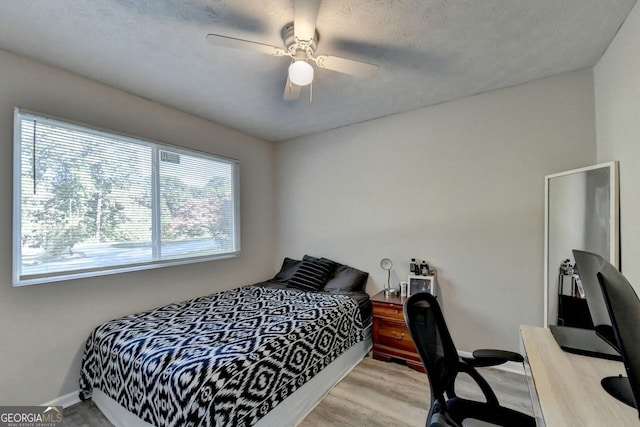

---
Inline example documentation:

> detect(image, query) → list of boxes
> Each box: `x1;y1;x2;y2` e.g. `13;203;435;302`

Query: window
13;109;240;286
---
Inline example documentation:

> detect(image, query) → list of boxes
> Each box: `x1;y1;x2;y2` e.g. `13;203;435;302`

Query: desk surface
520;325;638;426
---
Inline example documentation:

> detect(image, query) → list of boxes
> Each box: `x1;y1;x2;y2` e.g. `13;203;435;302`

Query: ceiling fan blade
294;0;321;41
315;55;379;79
283;76;302;100
206;34;285;56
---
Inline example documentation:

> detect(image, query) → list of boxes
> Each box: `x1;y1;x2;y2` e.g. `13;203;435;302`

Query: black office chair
404;292;535;427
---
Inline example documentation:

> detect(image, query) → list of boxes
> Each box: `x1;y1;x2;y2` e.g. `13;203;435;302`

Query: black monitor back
573;250;615;334
597;260;640;413
550;250;621;360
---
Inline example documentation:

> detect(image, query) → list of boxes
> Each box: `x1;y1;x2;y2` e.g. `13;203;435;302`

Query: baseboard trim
42;389;81;408
457;350;525;376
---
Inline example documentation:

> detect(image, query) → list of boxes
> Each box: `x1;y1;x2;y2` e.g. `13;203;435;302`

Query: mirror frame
543;161;620;326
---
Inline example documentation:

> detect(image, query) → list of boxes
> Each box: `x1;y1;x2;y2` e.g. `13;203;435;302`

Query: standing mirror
544;161;620;326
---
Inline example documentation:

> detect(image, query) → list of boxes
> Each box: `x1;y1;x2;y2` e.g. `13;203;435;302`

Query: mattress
92;326;372;427
79;285;368;426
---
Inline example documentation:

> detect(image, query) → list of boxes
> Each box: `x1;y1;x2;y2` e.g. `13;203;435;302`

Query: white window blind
13;108;240;286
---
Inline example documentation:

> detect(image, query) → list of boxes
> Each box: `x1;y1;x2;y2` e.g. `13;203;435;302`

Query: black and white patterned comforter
79;286;364;427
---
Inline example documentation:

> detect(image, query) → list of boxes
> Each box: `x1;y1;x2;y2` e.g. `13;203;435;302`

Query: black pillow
324;264;369;292
288;256;337;292
273;257;301;283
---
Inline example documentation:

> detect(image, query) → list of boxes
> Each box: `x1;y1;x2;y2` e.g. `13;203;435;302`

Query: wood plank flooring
299;356;533;426
64;355;532;426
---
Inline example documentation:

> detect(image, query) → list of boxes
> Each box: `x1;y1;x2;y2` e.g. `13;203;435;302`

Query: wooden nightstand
371;291;424;372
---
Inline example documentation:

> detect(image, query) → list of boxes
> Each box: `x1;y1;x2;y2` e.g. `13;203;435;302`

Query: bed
79;255;371;427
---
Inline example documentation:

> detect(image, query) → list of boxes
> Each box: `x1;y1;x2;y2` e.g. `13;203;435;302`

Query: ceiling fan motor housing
282;24;318;57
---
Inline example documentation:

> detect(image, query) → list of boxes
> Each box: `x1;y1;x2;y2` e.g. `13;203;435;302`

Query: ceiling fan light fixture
288;60;314;86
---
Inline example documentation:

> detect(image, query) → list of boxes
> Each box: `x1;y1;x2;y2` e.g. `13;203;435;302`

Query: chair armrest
461;349;524;367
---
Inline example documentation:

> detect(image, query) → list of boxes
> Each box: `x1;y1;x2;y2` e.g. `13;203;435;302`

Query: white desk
520;325;638;426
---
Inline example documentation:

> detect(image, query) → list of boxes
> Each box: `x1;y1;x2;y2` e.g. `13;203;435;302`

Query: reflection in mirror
544;161;619;326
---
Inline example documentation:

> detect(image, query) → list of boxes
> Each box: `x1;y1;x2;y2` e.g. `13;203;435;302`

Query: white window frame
13;108;240;286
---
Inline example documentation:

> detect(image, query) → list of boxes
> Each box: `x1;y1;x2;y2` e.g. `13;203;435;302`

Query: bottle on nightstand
420;261;429;276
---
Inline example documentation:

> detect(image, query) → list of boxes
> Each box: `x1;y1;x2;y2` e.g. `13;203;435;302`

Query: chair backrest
404;292;460;408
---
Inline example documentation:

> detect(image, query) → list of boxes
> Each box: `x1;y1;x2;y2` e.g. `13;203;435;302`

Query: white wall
594;1;640;289
0;49;276;405
275;69;596;352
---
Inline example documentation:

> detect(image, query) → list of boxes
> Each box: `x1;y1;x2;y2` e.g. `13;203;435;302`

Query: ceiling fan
205;0;379;101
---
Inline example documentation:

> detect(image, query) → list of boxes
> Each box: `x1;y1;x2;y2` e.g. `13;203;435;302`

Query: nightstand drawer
374;318;416;354
371;291;424;372
372;302;405;320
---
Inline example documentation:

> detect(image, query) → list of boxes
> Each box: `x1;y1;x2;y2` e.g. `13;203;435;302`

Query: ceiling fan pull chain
309;82;313;104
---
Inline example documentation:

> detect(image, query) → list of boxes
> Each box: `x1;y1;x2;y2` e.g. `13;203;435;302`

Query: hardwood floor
64;355;532;426
299;356;430;426
64;399;112;427
299;356;533;426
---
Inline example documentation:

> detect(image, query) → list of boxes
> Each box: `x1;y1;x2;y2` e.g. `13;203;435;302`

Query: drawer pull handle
395;309;399;314
392;331;405;340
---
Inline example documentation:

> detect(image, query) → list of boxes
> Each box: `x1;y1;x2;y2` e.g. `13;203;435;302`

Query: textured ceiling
0;1;636;142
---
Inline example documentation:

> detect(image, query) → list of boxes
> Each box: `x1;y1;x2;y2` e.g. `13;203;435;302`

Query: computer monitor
546;250;621;361
572;250;616;341
596;258;640;413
